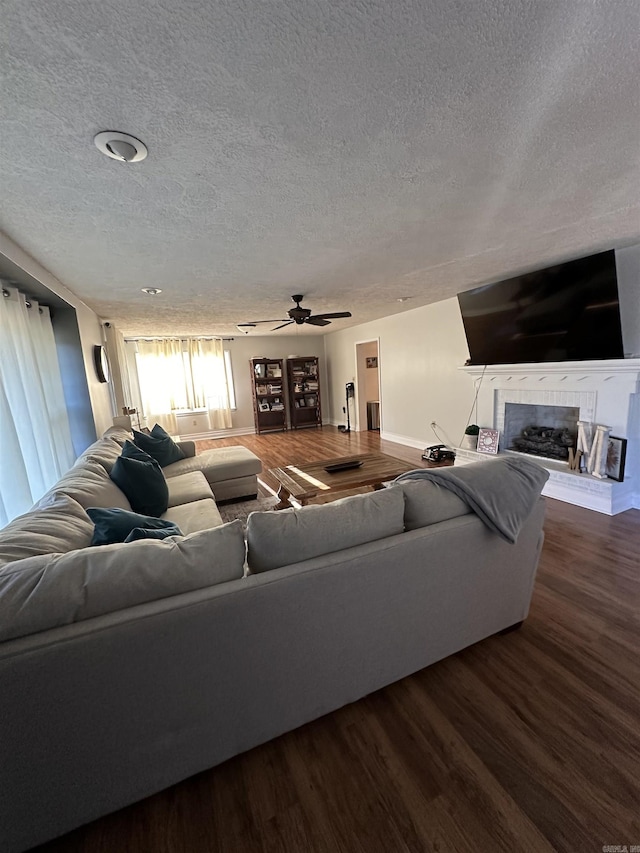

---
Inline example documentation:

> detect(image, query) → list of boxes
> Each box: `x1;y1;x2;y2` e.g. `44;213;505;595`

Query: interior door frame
354;338;381;433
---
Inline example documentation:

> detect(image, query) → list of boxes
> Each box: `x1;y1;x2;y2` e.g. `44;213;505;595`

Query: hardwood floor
34;428;640;853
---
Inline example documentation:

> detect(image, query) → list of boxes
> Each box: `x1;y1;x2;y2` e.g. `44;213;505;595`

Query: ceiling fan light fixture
94;131;148;162
141;287;162;295
243;295;352;332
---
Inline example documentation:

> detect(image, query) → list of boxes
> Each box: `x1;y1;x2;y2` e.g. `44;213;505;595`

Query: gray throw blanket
394;456;549;544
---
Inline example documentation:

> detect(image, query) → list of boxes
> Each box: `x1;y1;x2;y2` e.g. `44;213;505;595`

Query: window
178;348;236;412
133;338;234;434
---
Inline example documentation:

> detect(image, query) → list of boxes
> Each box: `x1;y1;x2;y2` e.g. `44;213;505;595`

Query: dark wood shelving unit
250;358;287;434
286;356;322;430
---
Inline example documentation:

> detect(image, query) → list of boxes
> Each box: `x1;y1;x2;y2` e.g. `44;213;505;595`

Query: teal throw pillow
109;450;169;517
124;525;182;542
133;424;185;467
121;439;156;463
87;507;179;546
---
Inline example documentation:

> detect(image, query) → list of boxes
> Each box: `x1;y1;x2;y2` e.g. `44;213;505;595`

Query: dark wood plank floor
34;427;640;853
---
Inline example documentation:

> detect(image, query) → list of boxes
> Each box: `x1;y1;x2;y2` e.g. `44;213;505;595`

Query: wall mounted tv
457;250;624;365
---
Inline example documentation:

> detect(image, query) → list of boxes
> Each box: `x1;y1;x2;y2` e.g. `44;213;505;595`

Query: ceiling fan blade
305;316;331;326
245;318;289;324
308;311;352;320
271;320;294;331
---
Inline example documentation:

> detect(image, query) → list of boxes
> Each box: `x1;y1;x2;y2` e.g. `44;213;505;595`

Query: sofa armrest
176;440;196;458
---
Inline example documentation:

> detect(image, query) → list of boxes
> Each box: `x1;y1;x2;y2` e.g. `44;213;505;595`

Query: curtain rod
125;336;235;342
1;284;45;312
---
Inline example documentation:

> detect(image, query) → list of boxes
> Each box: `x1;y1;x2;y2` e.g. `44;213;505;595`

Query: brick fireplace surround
456;359;640;515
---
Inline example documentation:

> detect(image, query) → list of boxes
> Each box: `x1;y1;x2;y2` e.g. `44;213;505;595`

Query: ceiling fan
237;295;352;333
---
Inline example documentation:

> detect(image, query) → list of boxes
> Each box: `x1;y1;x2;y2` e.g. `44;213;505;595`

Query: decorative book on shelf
250;358;287;434
286;356;322;430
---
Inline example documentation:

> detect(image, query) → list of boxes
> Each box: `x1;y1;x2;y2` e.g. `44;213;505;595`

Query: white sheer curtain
0;287;75;525
134;338;232;433
104;323;134;414
135;339;184;434
188;338;232;429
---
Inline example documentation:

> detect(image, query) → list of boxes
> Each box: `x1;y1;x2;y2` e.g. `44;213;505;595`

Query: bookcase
286;356;322;430
250;358;287;434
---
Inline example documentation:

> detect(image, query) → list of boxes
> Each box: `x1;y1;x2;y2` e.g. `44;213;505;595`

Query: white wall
0;232;113;439
325;298;472;449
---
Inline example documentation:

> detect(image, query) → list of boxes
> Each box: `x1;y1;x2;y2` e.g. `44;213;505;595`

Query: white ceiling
1;0;639;336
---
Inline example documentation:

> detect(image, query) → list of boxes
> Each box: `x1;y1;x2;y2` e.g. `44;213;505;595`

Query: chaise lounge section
162;440;262;502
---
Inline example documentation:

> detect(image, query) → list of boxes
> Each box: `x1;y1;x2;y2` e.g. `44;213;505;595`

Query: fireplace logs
511;426;575;460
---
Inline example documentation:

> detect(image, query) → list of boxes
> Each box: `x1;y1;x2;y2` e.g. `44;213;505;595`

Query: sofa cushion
74;437;125;473
163;498;223;534
166;471;213;508
162;446;261;485
102;426;132;447
87;507;182;546
44;460;132;512
0;493;94;569
393;480;472;530
175;440;196;458
0;520;246;642
246;486;405;573
133;424;185;467
110;450;169;517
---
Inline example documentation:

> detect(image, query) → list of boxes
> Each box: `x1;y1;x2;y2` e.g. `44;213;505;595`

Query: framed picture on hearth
477;428;500;455
605;436;627;481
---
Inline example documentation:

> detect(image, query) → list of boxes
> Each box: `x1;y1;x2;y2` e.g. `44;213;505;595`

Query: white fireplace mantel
461;358;640;378
458;359;640;514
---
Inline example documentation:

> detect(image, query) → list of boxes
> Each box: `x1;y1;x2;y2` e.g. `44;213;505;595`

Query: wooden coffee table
260;453;417;510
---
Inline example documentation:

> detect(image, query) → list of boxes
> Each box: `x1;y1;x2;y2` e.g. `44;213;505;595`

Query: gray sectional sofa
0;430;546;852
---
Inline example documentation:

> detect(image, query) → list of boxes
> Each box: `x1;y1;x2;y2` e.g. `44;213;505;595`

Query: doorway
354;339;381;432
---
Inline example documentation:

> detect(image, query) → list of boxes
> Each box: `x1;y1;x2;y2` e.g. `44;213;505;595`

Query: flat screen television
457;250;624;365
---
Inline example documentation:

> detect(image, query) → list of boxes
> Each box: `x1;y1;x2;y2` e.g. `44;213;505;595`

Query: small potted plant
462;424;480;450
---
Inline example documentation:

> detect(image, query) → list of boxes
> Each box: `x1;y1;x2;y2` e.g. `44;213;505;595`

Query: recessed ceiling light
141;287;162;295
95;131;148;162
396;296;411;303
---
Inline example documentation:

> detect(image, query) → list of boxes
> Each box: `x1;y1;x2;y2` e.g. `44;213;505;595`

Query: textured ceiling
1;0;639;336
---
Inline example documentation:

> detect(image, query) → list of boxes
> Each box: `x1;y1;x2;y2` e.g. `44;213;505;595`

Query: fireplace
456;358;640;515
504;403;579;461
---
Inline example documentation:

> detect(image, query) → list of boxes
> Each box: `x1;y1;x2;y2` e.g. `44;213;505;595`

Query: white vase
461;434;478;450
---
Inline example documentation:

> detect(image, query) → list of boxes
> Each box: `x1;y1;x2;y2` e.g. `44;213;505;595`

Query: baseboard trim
178;426;256;440
380;430;426;451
